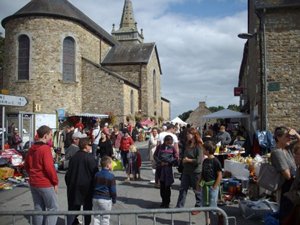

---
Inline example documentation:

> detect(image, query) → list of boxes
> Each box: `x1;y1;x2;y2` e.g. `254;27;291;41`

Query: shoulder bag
257;163;282;192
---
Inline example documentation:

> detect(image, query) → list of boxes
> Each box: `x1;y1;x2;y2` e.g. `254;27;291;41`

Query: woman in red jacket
119;129;134;170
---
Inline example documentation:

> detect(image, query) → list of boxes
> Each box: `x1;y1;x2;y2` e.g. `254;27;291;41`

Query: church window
18;35;30;80
63;37;75;81
153;70;157;103
130;90;134;114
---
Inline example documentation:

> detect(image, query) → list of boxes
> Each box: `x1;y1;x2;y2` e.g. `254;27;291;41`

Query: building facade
1;0;170;126
238;0;300;136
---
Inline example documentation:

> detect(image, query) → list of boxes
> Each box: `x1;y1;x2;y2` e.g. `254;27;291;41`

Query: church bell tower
111;0;144;44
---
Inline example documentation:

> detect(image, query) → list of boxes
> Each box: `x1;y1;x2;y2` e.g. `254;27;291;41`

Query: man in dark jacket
65;137;98;225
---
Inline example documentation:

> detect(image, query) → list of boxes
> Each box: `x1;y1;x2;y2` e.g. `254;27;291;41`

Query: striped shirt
93;168;117;203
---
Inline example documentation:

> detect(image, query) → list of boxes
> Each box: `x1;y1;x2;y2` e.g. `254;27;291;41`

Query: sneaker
191;211;201;215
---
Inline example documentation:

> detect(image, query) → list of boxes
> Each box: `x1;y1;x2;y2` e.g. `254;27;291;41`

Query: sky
0;0;248;119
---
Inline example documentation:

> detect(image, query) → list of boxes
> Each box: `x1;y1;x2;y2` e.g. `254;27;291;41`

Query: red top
25;142;58;188
119;136;134;152
137;151;142;168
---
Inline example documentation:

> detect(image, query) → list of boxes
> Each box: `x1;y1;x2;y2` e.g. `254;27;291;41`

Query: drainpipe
138;63;142;112
256;8;267;130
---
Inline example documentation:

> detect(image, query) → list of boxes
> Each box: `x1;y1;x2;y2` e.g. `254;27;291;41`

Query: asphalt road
0;141;265;225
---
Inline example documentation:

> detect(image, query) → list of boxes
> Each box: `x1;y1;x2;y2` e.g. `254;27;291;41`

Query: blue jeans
92;198;112;225
176;173;202;208
207;186;219;207
30;186;58;225
92;144;98;159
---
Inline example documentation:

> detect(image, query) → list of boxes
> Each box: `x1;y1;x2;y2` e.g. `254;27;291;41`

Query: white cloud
0;0;247;118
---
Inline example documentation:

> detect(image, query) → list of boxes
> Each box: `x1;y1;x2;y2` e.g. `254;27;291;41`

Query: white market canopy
171;116;187;125
202;109;249;119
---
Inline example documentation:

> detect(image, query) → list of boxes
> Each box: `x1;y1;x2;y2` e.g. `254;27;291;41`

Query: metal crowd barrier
0;207;236;225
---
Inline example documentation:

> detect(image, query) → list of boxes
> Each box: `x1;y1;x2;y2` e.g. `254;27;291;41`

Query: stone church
1;0;170;125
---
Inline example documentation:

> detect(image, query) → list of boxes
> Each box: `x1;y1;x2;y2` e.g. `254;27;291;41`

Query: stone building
237;0;300;136
1;0;170;126
186;101;211;128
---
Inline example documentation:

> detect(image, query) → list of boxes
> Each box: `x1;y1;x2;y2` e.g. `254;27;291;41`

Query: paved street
0;141;265;225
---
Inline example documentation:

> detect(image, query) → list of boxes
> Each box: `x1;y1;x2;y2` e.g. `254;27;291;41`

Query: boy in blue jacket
92;156;117;225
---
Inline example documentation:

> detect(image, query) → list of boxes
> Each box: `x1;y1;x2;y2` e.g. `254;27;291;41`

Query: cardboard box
224;159;249;180
0;167;15;180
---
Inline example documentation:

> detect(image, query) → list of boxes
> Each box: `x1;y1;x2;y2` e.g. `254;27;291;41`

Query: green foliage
208;106;224;113
227;104;240;111
178;110;193;121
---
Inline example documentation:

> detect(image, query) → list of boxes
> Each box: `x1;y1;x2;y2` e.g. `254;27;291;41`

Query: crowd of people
21;119;300;225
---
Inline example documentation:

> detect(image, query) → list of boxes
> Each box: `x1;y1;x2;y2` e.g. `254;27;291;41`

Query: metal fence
0;207;236;225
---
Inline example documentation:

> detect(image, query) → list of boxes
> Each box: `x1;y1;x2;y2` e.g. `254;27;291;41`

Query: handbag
177;159;183;173
257;163;282;192
112;159;123;171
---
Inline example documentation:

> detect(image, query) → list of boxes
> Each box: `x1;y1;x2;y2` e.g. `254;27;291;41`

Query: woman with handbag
175;127;204;214
271;126;300;225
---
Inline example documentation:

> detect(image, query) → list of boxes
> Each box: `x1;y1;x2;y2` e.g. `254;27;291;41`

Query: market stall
0;148;28;190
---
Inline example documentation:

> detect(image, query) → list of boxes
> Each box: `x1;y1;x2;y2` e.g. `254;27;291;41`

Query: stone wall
3;17;111;115
265;8;300;131
146;48;162;118
244;3;300;133
123;85;139;122
161;99;170;121
104;65;140;86
82;59;123;118
104;57;162;119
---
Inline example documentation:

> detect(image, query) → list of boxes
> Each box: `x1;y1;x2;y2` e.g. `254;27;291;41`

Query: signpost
0;94;28;107
0;94;28;150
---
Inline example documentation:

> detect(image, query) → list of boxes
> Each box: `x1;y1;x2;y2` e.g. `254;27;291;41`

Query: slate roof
1;0;118;46
102;42;162;74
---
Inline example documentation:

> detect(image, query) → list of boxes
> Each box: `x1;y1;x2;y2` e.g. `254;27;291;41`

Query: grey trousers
92;198;112;225
30;186;58;225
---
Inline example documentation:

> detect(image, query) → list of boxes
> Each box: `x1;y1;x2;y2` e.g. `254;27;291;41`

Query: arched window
153;70;157;103
63;37;75;81
18;35;30;80
130;90;134;114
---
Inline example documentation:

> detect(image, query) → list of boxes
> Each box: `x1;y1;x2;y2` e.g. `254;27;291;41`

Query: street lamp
237;33;257;39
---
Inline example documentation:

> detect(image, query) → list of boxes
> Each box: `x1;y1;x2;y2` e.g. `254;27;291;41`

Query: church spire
120;0;136;30
112;0;144;44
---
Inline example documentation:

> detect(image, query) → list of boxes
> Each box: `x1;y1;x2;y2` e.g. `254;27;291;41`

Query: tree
227;104;240;111
208;106;224;113
178;110;193;121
